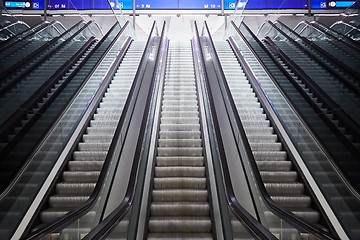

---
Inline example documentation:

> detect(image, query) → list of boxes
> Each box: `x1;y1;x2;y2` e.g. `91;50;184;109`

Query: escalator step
154;177;206;189
155;167;205;177
157;147;203;157
152;190;208;202
156;156;204;166
62;171;100;182
148;217;211;233
150;202;210;216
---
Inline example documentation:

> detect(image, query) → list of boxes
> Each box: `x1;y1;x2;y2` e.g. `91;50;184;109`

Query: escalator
256;23;360;191
0;25;99;192
229;20;360;239
214;39;330;238
0;22;135;240
145;42;213;239
77;20;278;240
19;21;161;240
31;40;144;232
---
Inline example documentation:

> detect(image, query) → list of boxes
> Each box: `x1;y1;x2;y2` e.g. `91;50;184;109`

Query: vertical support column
44;0;47;21
308;0;311;16
133;0;136;31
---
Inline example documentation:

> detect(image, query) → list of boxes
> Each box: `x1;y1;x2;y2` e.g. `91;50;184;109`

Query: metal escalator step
158;139;202;147
48;196;88;208
161;111;199;118
86;127;116;134
162;106;198;112
150;203;210;216
250;142;282;151
243;127;273;135
78;142;110;151
56;183;96;195
82;135;113;142
271;195;312;208
264;183;304;194
157;147;203;157
156;156;204;166
68;161;104;171
152;190;208;202
260;171;297;182
62;171;100;182
159;131;201;139
89;120;119;127
154;177;206;189
148;217;211;233
160;117;199;124
253;151;287;161
247;135;278;143
72;151;107;161
155;167;205;177
160;124;200;131
241;120;270;127
256;161;292;171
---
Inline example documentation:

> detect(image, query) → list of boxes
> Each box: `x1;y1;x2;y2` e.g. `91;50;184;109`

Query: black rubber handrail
195;21;277;240
226;21;339;239
20;21;156;240
264;35;360;151
308;20;360;53
275;20;360;89
0;20;85;80
0;21;50;52
0;37;96;161
82;22;166;240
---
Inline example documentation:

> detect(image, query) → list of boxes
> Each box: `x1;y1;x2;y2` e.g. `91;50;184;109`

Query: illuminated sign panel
3;0;355;10
135;0;222;9
224;0;307;9
312;0;356;8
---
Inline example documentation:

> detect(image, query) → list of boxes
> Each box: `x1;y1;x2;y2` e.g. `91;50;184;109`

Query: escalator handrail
275;20;360;90
20;21;156;240
0;20;86;80
308;20;360;53
226;21;339;239
0;21;51;52
195;21;278;240
232;20;360;202
81;21;166;240
0;37;97;173
263;34;360;153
